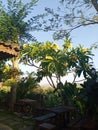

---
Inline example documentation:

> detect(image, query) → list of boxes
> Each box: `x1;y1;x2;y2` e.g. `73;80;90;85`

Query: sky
3;0;98;86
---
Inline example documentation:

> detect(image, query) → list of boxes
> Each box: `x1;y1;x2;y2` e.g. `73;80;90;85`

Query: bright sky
4;0;98;86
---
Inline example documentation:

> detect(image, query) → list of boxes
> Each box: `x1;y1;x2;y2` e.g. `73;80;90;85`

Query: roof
0;42;20;60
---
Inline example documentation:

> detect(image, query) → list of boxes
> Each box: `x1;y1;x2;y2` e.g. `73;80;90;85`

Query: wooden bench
33;113;56;122
39;123;56;130
33;113;56;130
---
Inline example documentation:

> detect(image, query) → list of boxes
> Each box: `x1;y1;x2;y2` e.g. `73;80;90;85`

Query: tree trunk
12;57;19;69
9;85;17;111
9;57;19;111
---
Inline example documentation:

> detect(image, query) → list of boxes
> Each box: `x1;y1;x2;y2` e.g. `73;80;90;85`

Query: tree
21;39;95;88
0;0;38;43
21;39;97;106
30;0;98;40
0;0;38;111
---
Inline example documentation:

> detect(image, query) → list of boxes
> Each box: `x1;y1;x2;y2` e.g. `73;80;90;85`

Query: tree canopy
30;0;98;40
21;39;95;88
0;0;39;111
1;0;98;41
0;0;38;44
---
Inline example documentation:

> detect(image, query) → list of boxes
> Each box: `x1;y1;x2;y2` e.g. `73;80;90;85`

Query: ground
0;109;34;130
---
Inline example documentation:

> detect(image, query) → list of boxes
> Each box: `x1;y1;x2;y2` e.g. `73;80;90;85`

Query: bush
16;75;38;100
43;89;62;107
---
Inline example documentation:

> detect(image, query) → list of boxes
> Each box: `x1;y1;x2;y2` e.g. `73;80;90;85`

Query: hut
0;42;20;111
0;42;19;60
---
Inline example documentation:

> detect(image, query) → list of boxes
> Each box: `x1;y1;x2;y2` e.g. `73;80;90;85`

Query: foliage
50;67;98;118
0;61;6;82
4;78;18;87
56;82;79;105
0;0;39;110
16;72;38;100
52;81;85;117
0;86;10;92
20;39;98;116
0;0;38;43
80;67;98;118
0;86;10;104
0;64;23;83
0;62;22;82
30;0;98;40
44;90;62;107
21;38;95;88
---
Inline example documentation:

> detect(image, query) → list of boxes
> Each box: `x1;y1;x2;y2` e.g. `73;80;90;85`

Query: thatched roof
0;42;20;60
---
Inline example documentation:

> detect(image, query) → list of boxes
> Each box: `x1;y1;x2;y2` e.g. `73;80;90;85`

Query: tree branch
46;76;54;87
91;0;98;12
49;76;56;88
66;20;98;36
